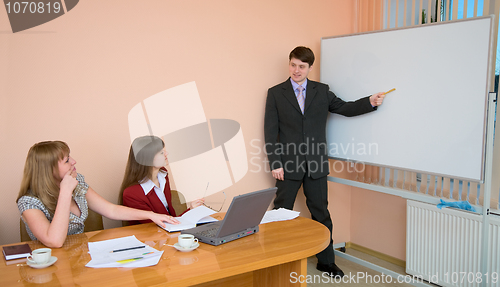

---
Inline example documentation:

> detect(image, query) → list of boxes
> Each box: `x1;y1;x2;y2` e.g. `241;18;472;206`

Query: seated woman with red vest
119;135;204;225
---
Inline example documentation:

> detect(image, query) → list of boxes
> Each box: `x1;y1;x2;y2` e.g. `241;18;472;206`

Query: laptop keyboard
199;227;219;238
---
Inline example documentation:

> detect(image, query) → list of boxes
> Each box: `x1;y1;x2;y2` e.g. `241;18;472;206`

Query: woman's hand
189;198;205;209
150;212;180;228
60;168;78;196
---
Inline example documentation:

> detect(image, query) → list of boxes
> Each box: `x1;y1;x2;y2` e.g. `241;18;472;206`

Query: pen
384;88;396;95
116;257;143;264
203;182;210;198
109;246;146;253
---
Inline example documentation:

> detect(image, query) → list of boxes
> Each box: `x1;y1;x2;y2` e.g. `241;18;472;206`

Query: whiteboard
321;16;493;182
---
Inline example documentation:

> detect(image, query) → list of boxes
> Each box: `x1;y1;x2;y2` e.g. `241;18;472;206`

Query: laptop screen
216;187;277;237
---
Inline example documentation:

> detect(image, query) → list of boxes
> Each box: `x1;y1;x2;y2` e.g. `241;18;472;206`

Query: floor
305;248;418;286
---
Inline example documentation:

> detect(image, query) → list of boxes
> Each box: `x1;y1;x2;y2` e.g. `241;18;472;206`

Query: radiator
406;200;500;287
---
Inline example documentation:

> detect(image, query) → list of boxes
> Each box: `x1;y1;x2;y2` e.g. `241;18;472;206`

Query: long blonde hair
16;141;70;216
119;136;165;204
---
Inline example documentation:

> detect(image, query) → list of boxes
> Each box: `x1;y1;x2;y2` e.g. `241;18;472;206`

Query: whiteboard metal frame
480;92;495;284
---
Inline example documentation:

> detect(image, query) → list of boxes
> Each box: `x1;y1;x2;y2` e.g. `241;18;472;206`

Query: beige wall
0;0;356;244
350;188;407;260
0;0;407;261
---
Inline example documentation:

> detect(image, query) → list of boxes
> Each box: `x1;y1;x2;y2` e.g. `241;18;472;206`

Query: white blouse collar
139;169;167;195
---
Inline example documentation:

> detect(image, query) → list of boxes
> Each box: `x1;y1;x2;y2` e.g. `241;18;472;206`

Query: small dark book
3;243;32;260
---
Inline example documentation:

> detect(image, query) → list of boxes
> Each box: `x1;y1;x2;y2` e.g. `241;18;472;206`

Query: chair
20;219;30;242
170;189;188;215
20;209;104;242
84;209;104;232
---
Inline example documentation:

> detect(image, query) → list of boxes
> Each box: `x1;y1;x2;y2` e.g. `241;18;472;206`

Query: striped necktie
296;86;305;114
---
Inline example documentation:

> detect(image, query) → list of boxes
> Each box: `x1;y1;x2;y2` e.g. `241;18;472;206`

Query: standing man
264;46;385;277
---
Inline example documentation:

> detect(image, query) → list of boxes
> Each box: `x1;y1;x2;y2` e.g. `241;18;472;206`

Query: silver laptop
181;187;277;246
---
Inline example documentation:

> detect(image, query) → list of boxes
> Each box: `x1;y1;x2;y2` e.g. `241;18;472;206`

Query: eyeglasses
204;191;226;212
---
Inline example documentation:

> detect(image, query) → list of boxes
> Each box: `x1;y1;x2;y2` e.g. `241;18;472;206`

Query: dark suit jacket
264;78;375;180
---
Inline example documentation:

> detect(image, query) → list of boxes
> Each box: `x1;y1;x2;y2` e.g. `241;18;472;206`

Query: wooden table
1;215;329;287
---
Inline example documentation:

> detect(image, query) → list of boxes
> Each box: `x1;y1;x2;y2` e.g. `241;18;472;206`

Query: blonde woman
17;141;179;248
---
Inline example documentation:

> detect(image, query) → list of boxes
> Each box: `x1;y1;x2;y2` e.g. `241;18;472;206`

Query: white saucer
27;256;57;269
173;242;199;252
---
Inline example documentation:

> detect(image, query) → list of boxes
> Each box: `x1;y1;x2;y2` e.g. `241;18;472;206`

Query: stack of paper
159;206;217;232
260;208;300;224
86;235;163;268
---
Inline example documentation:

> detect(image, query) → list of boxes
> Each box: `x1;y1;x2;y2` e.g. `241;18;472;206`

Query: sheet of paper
86;235;163;268
260;208;300;224
180;206;216;223
161;218;197;232
160;206;217;232
197;215;217;224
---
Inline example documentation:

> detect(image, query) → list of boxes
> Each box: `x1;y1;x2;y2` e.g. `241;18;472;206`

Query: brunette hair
289;46;315;67
119;136;165;203
16;141;70;216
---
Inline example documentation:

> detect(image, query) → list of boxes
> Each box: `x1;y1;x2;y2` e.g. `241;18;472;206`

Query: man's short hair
289;46;315;67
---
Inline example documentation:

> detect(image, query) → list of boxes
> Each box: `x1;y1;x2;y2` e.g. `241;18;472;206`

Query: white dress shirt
139;169;169;209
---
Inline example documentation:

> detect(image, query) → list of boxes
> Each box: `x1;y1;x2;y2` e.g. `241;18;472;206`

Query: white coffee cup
178;234;198;248
27;248;51;264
